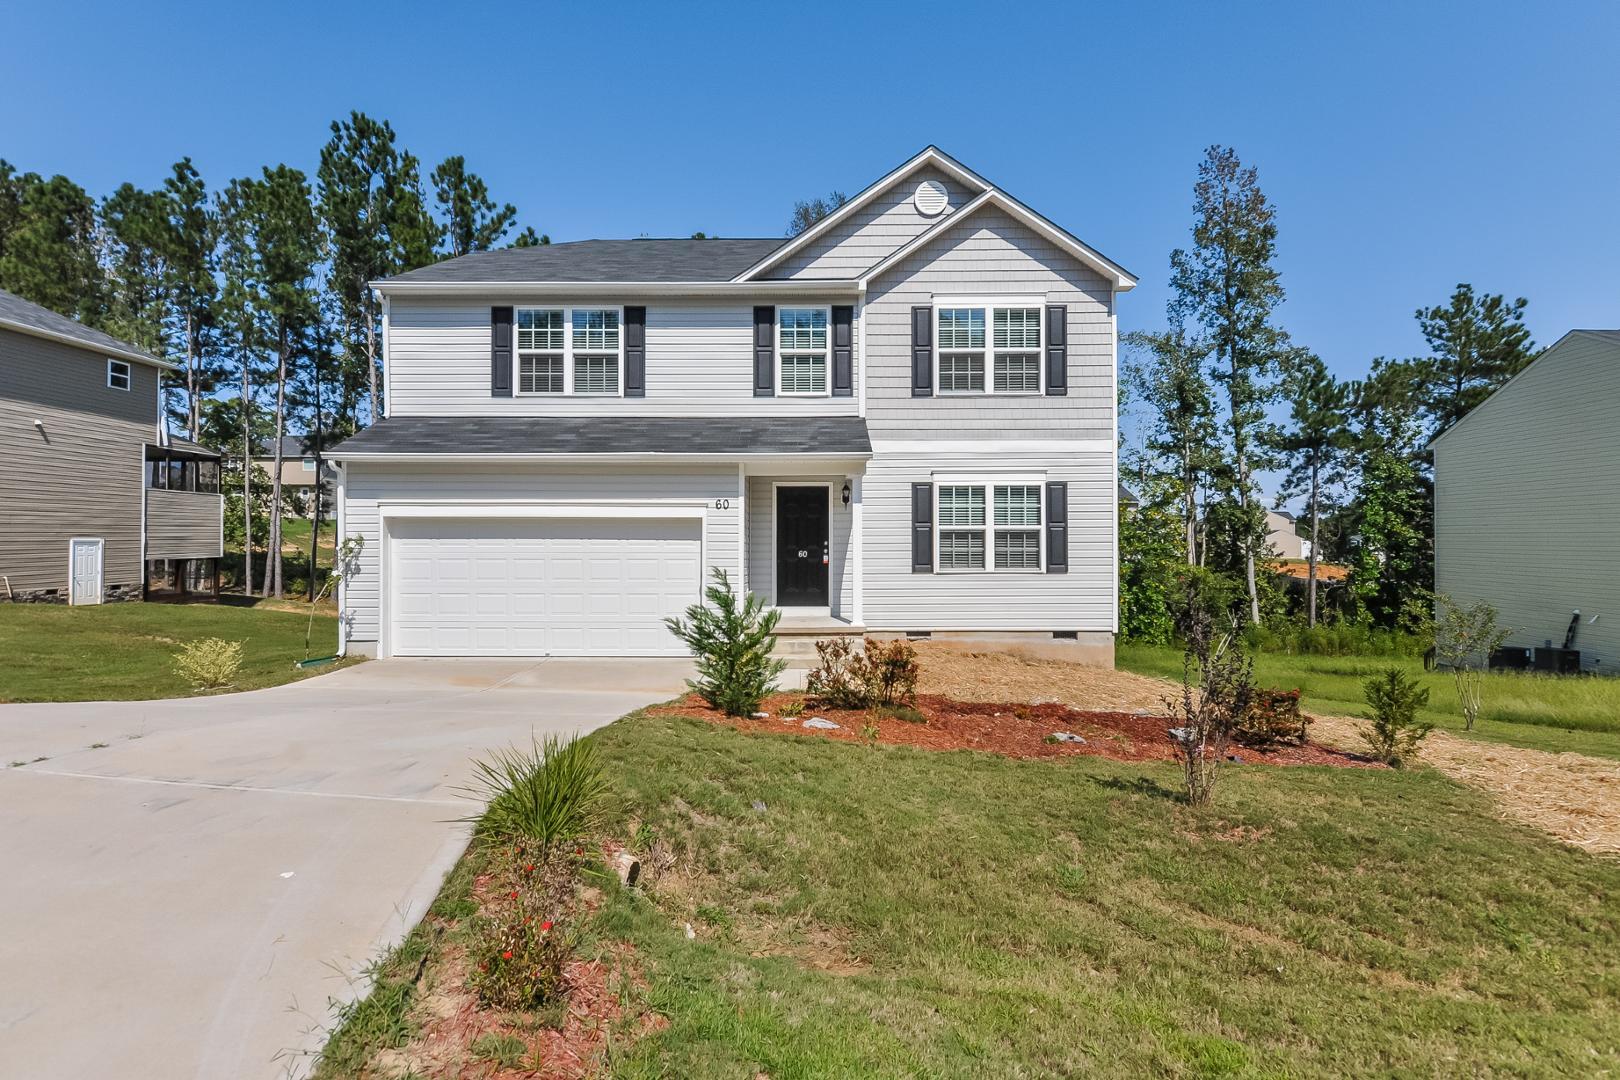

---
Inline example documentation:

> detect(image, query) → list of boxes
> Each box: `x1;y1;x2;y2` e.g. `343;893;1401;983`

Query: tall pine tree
1268;350;1353;625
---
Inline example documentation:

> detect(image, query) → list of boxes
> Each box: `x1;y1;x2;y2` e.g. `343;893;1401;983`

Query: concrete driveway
0;657;689;1080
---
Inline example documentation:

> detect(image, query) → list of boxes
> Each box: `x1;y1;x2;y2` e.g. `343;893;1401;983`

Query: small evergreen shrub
806;637;920;709
1234;687;1310;747
779;697;806;718
173;637;245;690
665;569;786;717
465;734;610;854
1359;667;1434;767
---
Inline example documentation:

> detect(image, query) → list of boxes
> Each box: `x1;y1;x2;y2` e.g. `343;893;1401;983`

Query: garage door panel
389;517;701;657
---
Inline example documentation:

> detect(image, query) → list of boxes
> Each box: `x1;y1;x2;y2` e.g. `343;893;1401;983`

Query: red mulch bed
654;692;1381;769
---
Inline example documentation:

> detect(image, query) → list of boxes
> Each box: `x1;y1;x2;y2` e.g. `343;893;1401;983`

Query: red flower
541;920;553;932
509;890;518;899
501;949;513;960
525;863;535;872
574;847;583;856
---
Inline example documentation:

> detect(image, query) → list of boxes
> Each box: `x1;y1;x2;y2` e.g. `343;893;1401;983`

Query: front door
775;486;829;607
69;538;103;605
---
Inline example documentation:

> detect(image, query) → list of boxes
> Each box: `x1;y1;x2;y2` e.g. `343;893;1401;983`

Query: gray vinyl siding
864;205;1115;439
1433;331;1620;672
0;327;154;594
144;490;223;560
765;166;978;280
387;298;858;418
340;461;744;649
862;447;1116;632
744;475;855;619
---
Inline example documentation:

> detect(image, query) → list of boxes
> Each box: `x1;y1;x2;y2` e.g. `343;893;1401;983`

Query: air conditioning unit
1489;646;1532;670
1533;647;1581;675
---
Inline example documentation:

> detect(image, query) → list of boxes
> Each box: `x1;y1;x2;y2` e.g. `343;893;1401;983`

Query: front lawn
1119;644;1620;760
0;596;354;702
319;711;1620;1077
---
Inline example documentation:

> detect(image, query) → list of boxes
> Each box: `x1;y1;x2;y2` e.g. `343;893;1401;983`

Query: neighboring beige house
0;288;224;604
252;435;334;517
1433;330;1620;673
1265;509;1308;560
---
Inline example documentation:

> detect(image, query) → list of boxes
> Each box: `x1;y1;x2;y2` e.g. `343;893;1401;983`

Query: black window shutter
1046;481;1068;573
911;306;933;397
831;305;854;396
1045;305;1068;396
753;305;775;396
623;305;646;397
911;482;934;573
491;306;514;397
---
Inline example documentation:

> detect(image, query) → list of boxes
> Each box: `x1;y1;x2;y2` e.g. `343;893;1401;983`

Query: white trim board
870;439;1114;454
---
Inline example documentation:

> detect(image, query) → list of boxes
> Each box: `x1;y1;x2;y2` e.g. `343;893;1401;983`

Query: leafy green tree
431;155;517;257
1412;284;1537;437
100;182;172;354
1268;350;1354;625
1123;328;1218;565
1117;470;1187;644
786;190;848;236
1169;146;1288;624
1349;440;1430;627
1433;595;1511;731
0;165;104;322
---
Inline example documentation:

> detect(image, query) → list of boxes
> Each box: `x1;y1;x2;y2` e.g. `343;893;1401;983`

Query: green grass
0;596;355;702
274;517;336;554
1120;643;1620;760
318;712;1620;1078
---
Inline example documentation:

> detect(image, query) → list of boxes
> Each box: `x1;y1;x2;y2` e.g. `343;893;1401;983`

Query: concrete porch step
770;617;864;663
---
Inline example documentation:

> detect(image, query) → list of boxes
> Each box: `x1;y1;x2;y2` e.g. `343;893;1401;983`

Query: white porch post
850;472;864;625
737;462;747;596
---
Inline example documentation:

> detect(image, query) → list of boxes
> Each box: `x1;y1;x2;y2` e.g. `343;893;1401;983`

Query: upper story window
147;456;220;494
778;308;829;395
936;301;1042;396
107;359;132;391
515;307;621;395
936;479;1043;572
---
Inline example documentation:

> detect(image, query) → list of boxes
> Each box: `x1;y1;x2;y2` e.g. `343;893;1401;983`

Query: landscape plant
173;636;245;690
665;569;785;717
1165;573;1256;805
1234;687;1309;747
468;847;576;1009
303;534;364;660
464;733;610;855
806;636;920;709
1360;667;1434;766
1434;595;1511;730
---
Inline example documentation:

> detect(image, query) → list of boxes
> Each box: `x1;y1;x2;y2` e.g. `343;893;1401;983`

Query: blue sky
4;0;1617;467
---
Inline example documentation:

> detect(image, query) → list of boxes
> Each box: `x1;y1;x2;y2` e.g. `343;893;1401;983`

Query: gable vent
913;179;948;216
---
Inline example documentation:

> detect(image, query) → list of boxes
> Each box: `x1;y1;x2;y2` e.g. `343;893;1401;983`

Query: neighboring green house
0;288;224;604
1432;329;1620;673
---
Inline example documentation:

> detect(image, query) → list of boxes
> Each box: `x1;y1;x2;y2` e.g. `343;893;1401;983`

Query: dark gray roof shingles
384;238;788;285
0;287;163;363
328;416;871;457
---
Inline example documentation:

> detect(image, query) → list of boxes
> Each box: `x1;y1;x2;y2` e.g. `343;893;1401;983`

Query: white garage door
388;518;701;656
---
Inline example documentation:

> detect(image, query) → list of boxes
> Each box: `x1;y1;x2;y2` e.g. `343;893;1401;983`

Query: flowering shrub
806;637;920;709
173;637;245;691
1234;687;1310;747
469;848;577;1009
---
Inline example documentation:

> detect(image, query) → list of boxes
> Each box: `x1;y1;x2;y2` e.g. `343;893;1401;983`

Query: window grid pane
517;309;564;351
940;353;985;392
781;354;826;394
994;353;1041;393
995;530;1041;570
519;354;564;393
573;355;619;394
571;309;620;352
779;308;828;352
993;308;1041;350
938;486;986;527
994;485;1042;526
939;531;986;570
938;308;985;350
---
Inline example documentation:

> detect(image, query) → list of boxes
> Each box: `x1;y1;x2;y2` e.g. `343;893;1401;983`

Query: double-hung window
935;301;1042;395
778;308;828;395
107;359;132;391
514;307;622;395
936;480;1043;572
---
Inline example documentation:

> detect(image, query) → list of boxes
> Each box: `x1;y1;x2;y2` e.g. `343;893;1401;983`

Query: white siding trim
335;464;348;656
872;439;1114;454
380;292;392;421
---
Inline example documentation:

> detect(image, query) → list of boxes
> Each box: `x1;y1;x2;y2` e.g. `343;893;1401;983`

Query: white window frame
107;358;132;391
933;297;1044;397
513;305;625;397
776;305;832;397
933;474;1046;574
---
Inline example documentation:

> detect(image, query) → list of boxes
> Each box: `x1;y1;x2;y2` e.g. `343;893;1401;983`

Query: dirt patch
1309;713;1620;856
655;693;1376;769
914;644;1176;713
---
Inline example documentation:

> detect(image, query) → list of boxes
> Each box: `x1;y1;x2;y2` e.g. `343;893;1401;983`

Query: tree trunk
185;312;199;441
240;359;254;596
364;293;380;425
1181;436;1197;565
1307;456;1320;627
266;330;289;599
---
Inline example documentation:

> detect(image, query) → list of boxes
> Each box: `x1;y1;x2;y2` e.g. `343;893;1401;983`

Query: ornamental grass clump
173;637;245;691
465;733;610;856
665;568;786;717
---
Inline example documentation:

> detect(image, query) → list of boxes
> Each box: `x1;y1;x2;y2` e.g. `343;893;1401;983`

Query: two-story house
328;148;1134;662
0;288;224;604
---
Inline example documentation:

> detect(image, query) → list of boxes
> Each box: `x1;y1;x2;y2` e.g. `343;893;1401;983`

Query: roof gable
1429;329;1620;449
0;287;170;368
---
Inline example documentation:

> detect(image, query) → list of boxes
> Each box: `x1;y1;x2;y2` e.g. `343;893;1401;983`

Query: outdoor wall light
841;482;851;506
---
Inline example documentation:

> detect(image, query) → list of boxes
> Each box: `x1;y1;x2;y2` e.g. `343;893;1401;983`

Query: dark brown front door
775;486;829;607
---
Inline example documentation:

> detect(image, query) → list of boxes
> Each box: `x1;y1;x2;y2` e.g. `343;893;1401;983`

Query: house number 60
713;498;730;509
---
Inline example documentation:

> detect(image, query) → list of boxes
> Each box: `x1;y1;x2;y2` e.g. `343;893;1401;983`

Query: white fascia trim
0;318;177;370
368;279;861;297
379;291;391;421
377;501;707;520
332;451;873;464
871;438;1115;454
858;190;1137;292
730;147;993;282
335;463;348;656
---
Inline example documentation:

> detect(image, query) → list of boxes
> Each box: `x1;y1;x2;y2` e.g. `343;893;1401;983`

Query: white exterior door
387;518;702;657
69;538;104;605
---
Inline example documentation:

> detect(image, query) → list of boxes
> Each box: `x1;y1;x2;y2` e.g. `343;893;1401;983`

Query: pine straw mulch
655;691;1376;769
912;643;1620;857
